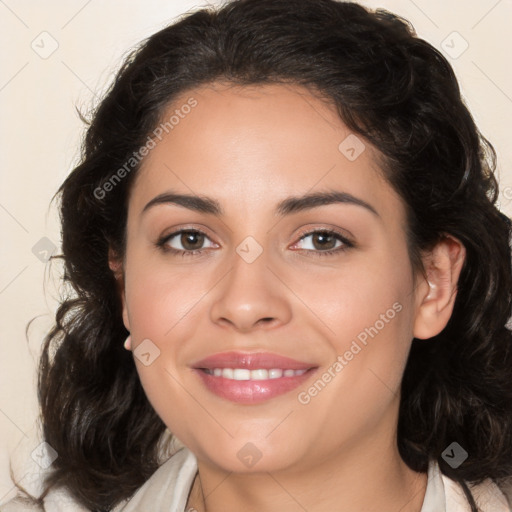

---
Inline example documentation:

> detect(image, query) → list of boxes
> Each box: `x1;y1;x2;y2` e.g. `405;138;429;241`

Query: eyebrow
142;190;379;218
277;190;379;217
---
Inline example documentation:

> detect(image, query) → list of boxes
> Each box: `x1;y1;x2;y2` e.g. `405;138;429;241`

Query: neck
186;442;427;512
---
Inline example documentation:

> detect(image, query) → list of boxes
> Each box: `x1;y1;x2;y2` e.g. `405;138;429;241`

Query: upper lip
191;351;317;370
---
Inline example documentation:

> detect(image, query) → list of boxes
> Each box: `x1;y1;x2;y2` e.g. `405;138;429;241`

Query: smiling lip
192;351;315;370
191;351;318;404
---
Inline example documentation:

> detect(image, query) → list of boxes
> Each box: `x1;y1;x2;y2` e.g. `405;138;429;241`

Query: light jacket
2;426;511;511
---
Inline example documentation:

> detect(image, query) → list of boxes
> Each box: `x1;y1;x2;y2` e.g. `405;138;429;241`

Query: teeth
204;368;308;380
251;369;269;380
233;369;250;380
222;368;233;379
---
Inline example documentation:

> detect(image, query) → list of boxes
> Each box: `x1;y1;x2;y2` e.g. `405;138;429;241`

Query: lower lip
193;368;318;404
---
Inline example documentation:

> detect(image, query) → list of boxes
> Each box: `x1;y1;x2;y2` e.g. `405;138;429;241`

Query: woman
3;0;512;510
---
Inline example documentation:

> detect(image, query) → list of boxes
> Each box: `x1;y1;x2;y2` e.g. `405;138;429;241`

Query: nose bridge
209;238;291;330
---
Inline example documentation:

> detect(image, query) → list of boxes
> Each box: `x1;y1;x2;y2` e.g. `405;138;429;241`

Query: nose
209;248;292;332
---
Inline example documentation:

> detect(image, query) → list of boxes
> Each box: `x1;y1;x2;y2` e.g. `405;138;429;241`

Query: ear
108;247;130;332
413;234;466;340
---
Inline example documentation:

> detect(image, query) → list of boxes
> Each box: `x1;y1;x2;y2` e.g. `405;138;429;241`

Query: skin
110;82;466;512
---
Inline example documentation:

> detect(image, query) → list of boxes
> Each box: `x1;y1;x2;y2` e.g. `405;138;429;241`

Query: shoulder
441;471;512;512
1;495;44;512
2;445;196;512
423;460;512;512
113;446;198;512
1;485;91;512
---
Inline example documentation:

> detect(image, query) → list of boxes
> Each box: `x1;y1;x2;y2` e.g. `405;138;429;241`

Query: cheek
293;270;415;451
122;254;220;424
304;248;415;403
293;248;414;352
123;263;204;433
124;255;208;341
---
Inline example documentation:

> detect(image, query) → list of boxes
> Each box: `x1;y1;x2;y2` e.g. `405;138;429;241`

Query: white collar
5;431;511;512
112;449;511;512
420;459;446;511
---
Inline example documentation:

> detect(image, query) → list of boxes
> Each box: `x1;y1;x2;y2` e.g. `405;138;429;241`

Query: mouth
191;351;319;404
201;367;310;379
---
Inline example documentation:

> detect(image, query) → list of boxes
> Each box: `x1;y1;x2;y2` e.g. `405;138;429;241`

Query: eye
156;229;217;256
291;229;354;257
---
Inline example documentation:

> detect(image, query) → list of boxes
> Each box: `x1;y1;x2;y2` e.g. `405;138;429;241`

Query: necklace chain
186;472;206;512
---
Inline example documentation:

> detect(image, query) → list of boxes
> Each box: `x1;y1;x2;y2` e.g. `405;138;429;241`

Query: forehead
128;81;403;225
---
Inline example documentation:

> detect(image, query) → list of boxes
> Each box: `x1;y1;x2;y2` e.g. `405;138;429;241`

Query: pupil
182;231;203;250
314;233;335;250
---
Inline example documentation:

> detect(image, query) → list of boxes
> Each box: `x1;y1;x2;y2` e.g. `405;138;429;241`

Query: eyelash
294;228;354;257
156;227;354;258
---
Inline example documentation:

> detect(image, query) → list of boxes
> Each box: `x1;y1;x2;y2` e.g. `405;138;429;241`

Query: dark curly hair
19;0;512;510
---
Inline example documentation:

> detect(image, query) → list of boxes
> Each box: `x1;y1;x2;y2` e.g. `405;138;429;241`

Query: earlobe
122;303;130;332
108;247;131;331
413;235;466;340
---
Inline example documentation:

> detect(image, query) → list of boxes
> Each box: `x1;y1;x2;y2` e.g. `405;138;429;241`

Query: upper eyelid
159;223;214;240
161;228;218;249
294;225;353;242
290;230;353;251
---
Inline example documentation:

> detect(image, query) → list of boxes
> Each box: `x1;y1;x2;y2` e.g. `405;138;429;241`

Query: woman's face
119;82;429;473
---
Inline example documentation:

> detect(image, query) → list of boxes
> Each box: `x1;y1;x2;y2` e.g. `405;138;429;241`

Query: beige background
1;0;511;503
